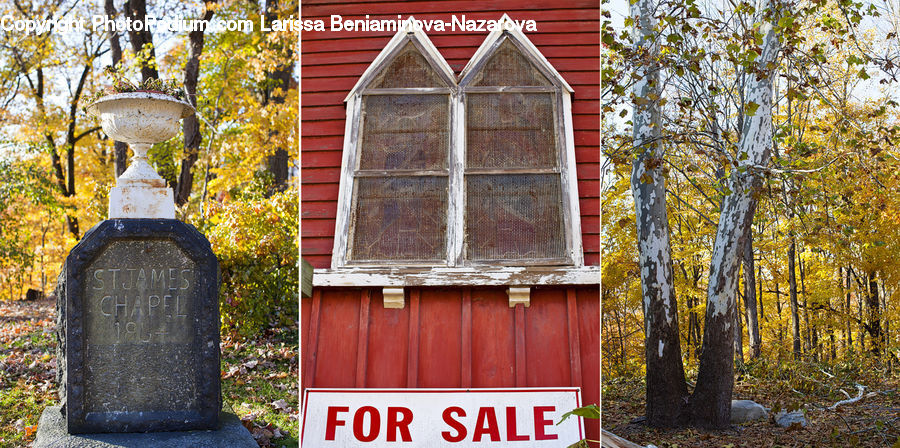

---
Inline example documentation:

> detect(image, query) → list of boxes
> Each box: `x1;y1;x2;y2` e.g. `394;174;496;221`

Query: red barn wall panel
300;0;600;268
365;289;410;387
417;289;464;387
523;289;572;387
471;288;516;388
311;289;361;388
301;288;600;421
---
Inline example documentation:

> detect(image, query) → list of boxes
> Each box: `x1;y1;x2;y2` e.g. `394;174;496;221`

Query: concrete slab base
34;406;258;448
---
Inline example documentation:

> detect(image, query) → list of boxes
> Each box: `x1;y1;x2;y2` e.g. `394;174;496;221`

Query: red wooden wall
300;0;601;268
302;286;600;441
300;0;601;443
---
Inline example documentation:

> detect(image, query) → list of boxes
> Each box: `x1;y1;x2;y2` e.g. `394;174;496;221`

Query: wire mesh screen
350;176;448;262
466;174;565;261
470;39;552;87
371;41;447;88
466;93;557;169
359;95;449;170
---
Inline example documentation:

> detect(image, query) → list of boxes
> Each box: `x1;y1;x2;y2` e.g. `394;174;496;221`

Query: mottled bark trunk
743;212;761;359
630;0;688;427
691;0;782;427
788;240;801;359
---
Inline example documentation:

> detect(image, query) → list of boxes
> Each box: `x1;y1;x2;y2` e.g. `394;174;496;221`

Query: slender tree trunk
262;0;295;193
124;0;159;82
867;272;882;356
105;0;129;177
630;0;688;427
799;255;814;360
735;290;744;363
691;0;782;427
788;239;801;360
846;265;853;350
743;220;761;358
175;0;217;206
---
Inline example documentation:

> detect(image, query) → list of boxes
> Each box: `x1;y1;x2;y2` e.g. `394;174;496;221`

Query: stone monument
34;92;257;447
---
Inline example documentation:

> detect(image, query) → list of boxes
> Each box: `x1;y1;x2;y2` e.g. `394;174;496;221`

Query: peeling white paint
313;266;599;287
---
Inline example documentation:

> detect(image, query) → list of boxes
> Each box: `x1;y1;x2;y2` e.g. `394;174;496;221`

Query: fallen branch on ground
829;384;866;410
602;428;646;448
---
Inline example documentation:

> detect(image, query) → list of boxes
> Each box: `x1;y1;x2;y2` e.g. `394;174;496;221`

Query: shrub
206;189;297;338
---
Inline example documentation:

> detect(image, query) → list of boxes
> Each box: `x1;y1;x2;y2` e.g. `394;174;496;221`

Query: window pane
371;41;447;88
350;176;448;262
466;174;565;261
467;93;557;169
359;95;449;170
470;39;552;87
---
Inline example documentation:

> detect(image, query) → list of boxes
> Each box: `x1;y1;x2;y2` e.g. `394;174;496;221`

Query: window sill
312;265;600;288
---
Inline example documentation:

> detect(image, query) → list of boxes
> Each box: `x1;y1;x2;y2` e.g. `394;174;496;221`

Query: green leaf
745;101;760;116
666;33;683;44
859;68;870;80
556;404;600;425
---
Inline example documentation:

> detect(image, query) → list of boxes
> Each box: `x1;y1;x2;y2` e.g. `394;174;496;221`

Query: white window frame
324;15;593;290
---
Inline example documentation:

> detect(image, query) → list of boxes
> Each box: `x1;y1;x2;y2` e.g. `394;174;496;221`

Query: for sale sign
301;388;583;447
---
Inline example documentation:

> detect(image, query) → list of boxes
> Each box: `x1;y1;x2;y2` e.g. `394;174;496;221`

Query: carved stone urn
87;92;194;219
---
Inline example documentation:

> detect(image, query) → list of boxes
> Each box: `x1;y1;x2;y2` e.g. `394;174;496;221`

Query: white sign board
301;388;583;447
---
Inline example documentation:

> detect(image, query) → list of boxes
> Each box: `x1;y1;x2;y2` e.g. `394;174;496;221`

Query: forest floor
0;297;299;448
603;357;900;448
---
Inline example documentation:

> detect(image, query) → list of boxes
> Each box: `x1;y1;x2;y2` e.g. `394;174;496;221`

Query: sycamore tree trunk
691;0;783;428
630;0;689;428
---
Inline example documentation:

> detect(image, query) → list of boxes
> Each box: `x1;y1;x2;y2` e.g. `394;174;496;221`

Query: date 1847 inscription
89;265;193;344
82;239;199;415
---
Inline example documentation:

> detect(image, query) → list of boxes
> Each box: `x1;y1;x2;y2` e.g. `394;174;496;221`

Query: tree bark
867;272;882;356
743;213;761;358
630;0;688;427
788;239;801;359
262;0;295;193
105;0;129;177
175;0;217;206
124;0;159;82
691;0;782;428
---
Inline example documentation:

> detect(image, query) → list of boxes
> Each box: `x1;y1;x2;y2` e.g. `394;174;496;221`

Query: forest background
602;0;900;445
0;0;299;445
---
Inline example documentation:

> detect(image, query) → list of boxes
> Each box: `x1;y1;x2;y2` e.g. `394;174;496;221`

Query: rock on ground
730;400;768;423
775;410;808;428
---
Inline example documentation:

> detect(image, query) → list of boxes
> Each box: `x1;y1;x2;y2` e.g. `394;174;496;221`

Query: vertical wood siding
300;0;600;268
302;286;600;442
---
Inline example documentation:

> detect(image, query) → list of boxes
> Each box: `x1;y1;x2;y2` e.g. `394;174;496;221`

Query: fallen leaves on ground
604;358;900;447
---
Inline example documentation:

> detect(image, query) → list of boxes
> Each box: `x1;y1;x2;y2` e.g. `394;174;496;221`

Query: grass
0;298;299;447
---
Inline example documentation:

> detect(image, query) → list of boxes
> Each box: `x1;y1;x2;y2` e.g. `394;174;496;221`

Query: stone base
109;185;175;219
34;406;258;448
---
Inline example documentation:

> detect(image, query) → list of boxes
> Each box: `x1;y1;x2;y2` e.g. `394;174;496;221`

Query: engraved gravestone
61;220;220;433
34;93;257;446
